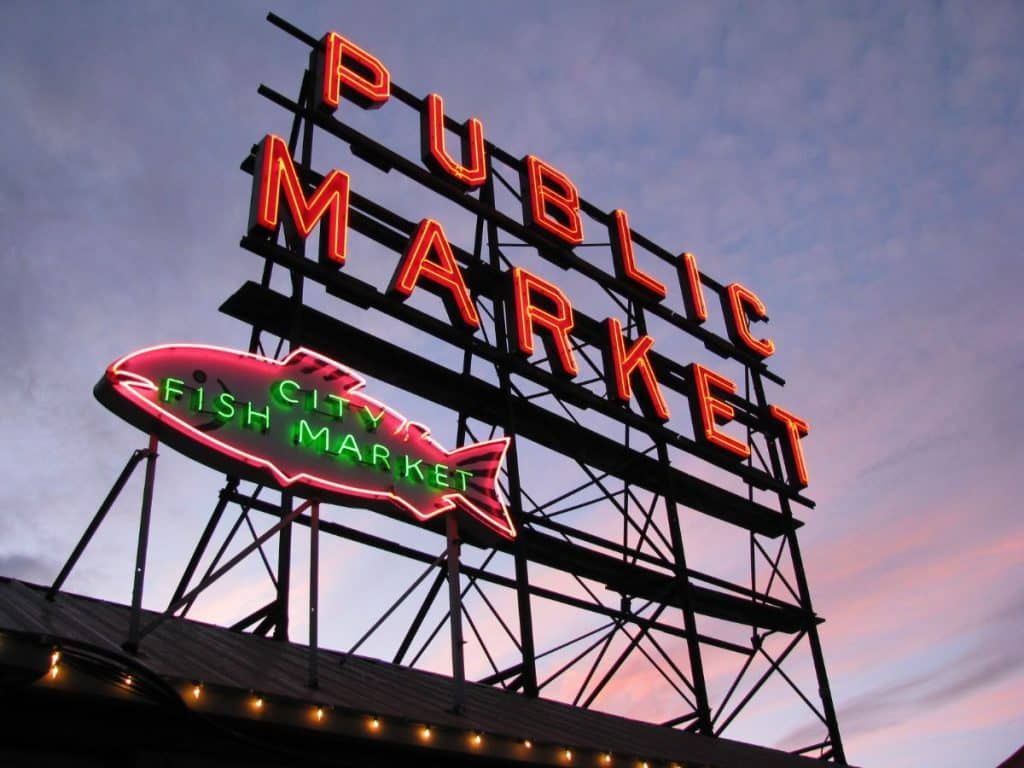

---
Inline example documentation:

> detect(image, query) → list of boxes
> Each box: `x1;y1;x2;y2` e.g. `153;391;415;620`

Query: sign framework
51;12;847;765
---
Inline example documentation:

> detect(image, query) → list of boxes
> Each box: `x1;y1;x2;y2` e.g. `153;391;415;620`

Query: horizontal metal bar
660;711;701;728
266;12;318;48
227;252;809;506
253;81;786;386
222;281;812;527
138;499;313;640
262;17;760;324
527;515;800;611
337;190;770;434
229;600;276;632
234;494;756;653
224;485;805;637
477;662;524;686
792;739;832;756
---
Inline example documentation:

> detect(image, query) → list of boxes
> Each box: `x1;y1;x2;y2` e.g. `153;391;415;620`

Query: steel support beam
125;434;159;653
47;447;151;601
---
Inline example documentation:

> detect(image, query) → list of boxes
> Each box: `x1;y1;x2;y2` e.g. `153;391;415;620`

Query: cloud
783;608;1024;750
0;553;56;585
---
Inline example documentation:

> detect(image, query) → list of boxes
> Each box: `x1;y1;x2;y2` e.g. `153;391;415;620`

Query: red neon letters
512;267;579;378
248;134;351;265
609;209;667;300
725;283;775;358
604;318;670;422
520;156;584;246
315;31;390;113
241;29;815;491
687;363;750;459
389;218;480;329
421;93;487;189
769;405;811;488
680;252;709;324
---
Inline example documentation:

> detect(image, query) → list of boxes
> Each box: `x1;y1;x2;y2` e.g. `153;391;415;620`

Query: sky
1;2;1023;767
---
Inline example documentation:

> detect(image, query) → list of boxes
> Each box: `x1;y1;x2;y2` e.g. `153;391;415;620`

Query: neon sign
238;29;815;490
73;18;846;751
95;344;515;539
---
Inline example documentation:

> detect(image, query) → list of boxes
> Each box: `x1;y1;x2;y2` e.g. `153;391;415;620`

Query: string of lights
30;640;694;768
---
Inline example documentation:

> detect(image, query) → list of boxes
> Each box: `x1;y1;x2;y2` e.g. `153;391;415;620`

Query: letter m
248;133;351;265
295;419;331;454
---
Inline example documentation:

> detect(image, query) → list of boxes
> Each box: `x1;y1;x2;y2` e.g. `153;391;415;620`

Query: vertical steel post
272;65;312;645
634;300;712;733
659;446;714;733
446;514;466;713
275;493;293;640
125;434;159;652
308;500;320;688
483;176;538;697
749;370;846;763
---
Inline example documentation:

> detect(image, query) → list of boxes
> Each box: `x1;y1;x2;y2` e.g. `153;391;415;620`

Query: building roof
0;577;846;768
998;745;1024;768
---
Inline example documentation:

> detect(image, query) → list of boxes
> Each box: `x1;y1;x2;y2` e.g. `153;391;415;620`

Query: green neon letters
370;443;390;470
401;455;425;483
296;419;330;452
214;392;236;422
157;376;472;491
160;377;185;403
270;379;300;406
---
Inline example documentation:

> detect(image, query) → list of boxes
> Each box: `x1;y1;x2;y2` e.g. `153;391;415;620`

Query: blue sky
1;2;1022;767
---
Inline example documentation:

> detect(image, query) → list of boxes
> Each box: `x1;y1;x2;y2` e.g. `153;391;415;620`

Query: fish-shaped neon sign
95;344;515;539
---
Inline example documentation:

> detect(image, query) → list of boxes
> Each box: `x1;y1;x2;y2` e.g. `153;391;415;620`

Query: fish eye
193;369;207;383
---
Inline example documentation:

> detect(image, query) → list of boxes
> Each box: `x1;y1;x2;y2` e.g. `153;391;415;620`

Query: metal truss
49;12;847;765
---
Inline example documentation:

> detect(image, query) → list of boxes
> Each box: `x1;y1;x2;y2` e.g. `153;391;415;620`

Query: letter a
388;218;480;329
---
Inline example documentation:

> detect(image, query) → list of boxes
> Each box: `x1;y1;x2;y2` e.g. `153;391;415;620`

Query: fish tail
446;438;515;538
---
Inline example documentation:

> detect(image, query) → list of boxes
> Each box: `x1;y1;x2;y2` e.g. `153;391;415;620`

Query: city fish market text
158;376;475;493
97;345;515;538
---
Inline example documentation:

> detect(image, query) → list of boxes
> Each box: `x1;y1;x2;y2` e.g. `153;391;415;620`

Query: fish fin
285;349;363;392
397;422;431;442
445;438;515;538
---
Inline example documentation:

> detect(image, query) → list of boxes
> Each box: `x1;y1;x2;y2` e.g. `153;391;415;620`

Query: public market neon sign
95;344;515;539
246;30;813;489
